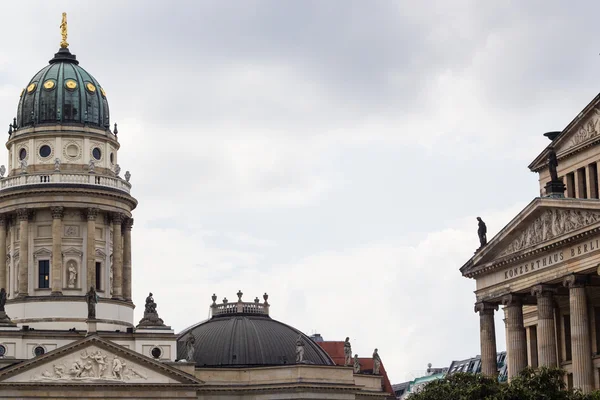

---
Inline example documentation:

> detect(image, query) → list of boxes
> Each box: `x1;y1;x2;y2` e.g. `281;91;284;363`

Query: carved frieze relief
499;209;600;257
568;107;600;148
30;349;148;382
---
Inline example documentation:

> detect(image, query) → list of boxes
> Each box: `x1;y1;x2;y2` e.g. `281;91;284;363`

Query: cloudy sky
0;0;598;383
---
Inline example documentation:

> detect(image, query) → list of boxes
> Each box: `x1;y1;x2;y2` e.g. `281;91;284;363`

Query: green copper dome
16;48;109;129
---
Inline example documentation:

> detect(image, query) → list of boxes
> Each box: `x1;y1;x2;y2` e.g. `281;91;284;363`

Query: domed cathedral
0;15;394;400
461;83;600;390
2;28;135;332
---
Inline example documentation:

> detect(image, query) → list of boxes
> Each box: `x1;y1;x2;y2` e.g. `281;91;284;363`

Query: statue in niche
85;286;99;319
295;335;305;363
67;261;77;288
144;292;157;314
477;217;487;248
548;146;559;182
372;348;381;375
109;261;113;296
344;337;352;366
353;354;360;373
185;334;196;361
0;288;6;312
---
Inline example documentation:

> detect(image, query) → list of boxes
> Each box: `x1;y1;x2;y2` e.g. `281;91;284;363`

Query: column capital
123;217;134;231
0;214;6;227
474;301;498;314
502;294;524;307
86;208;98;221
563;274;590;289
50;206;64;219
111;213;124;224
532;284;558;297
16;208;29;222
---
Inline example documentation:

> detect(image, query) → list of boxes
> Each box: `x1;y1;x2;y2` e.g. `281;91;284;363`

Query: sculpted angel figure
185;334;196;361
295;335;305;363
343;337;352;366
372;348;381;375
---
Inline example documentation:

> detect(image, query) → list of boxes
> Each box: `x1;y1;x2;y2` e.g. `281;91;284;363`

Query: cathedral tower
1;16;137;332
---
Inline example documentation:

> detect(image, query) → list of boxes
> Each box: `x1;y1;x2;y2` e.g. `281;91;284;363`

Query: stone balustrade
211;292;270;316
0;172;131;194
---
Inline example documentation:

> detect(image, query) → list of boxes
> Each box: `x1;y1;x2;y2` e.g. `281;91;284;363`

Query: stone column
527;326;538;368
475;301;498;377
564;275;594;393
50;207;64;295
532;285;558;367
0;215;6;291
17;209;29;297
86;208;98;291
112;213;124;299
502;294;527;380
122;218;133;301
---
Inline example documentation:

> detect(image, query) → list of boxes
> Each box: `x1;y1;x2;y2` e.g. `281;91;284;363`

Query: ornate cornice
50;206;64;219
123;217;134;231
86;207;98;221
474;301;498;314
563;274;589;289
16;208;29;222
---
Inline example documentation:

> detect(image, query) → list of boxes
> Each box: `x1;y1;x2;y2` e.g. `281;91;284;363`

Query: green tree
408;367;600;400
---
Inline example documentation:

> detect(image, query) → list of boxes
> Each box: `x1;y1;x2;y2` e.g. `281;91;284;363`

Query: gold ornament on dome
20;89;24;97
65;80;77;90
60;12;69;49
43;80;55;90
26;83;36;93
86;83;96;93
100;87;106;97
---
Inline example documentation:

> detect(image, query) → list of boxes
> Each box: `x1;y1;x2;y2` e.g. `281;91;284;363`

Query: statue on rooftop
0;288;6;312
548;146;559;182
185;334;196;361
353;354;360;373
295;335;305;363
477;217;487;248
344;337;352;366
372;348;381;375
145;292;156;314
85;286;98;319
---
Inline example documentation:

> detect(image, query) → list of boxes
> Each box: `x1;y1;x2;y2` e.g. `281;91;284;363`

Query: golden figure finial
60;12;69;49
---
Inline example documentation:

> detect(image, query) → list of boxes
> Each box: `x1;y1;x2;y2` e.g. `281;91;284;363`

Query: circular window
110;153;114;164
39;145;51;158
19;148;27;161
43;80;55;90
92;147;102;160
66;143;79;158
33;346;45;357
151;347;162;359
0;344;6;357
65;80;77;90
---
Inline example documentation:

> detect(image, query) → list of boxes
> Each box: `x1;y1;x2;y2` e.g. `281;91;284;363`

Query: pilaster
16;208;29;297
564;274;594;393
532;284;558;367
475;301;498;377
86;208;98;290
50;206;64;295
0;215;6;291
111;213;124;300
502;294;527;380
122;218;133;301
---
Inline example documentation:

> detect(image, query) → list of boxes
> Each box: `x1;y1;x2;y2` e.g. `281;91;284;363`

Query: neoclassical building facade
461;93;600;393
0;16;394;399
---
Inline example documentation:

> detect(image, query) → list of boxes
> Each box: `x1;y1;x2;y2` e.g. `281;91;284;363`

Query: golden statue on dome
60;12;69;48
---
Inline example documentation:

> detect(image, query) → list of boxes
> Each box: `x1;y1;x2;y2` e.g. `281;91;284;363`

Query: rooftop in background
317;340;394;395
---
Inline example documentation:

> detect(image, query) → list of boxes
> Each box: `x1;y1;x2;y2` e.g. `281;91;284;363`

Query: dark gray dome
177;314;334;367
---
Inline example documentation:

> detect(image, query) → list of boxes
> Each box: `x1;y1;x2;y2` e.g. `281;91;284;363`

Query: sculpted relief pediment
561;107;600;151
0;338;202;386
498;208;600;258
5;345;166;384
